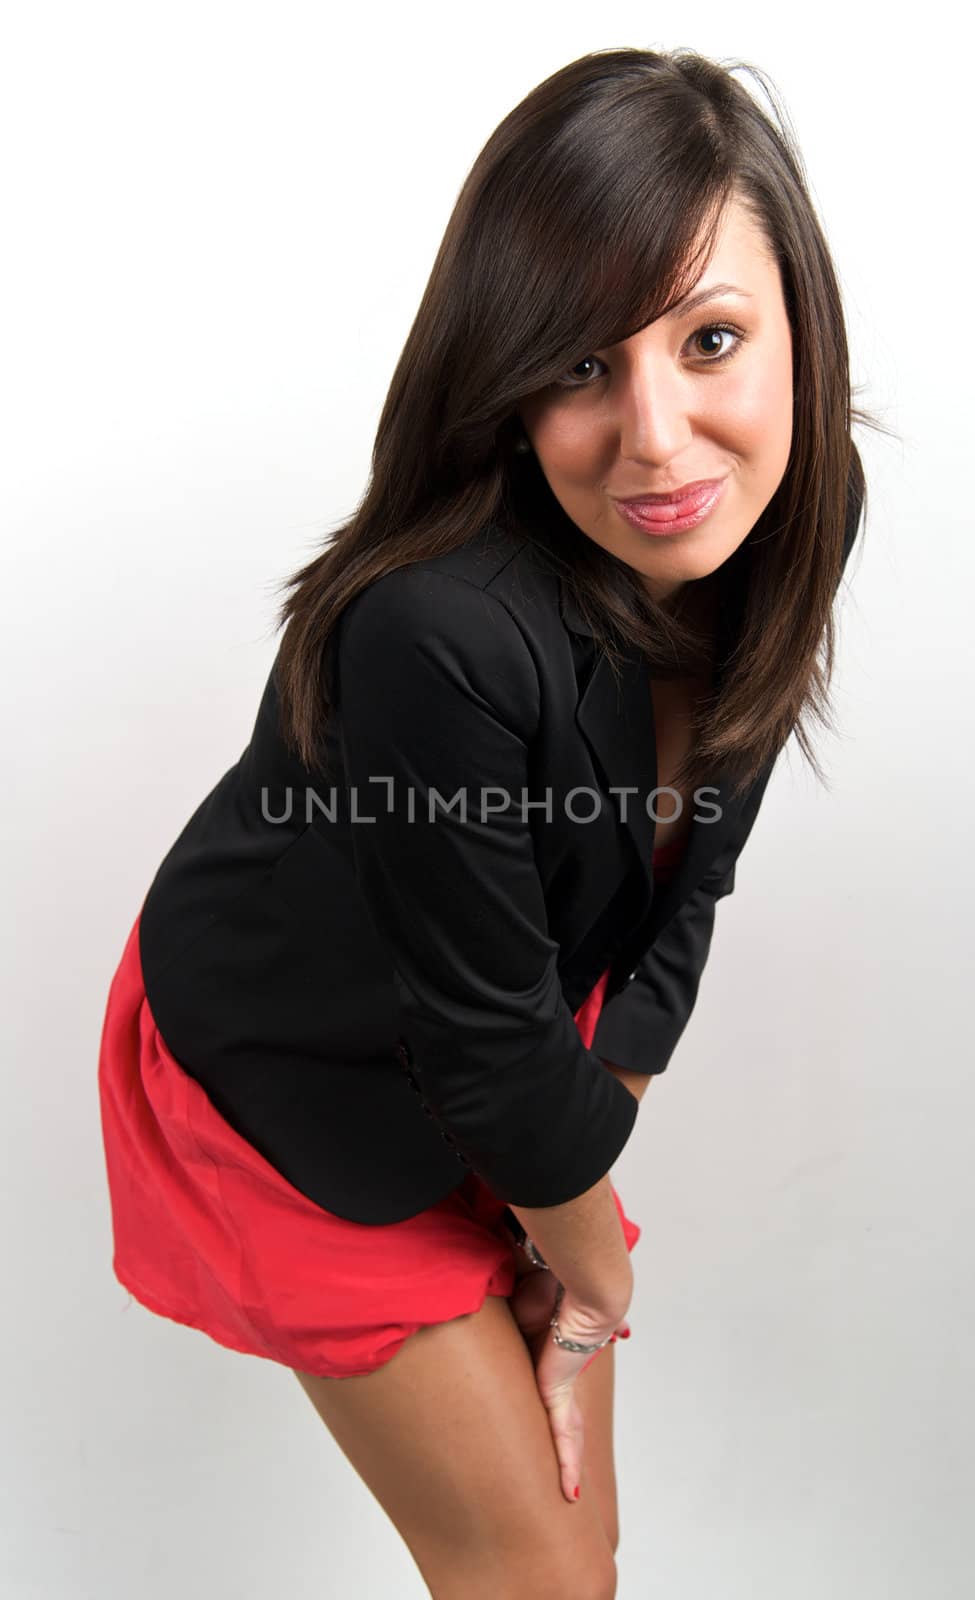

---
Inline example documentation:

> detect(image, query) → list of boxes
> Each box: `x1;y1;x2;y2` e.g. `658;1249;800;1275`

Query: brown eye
689;322;746;364
553;355;607;391
697;328;728;356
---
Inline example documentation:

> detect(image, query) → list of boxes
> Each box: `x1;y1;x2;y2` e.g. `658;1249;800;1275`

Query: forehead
681;200;780;301
606;209;780;354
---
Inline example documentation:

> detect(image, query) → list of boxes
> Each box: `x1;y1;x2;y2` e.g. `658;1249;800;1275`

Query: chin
630;547;715;584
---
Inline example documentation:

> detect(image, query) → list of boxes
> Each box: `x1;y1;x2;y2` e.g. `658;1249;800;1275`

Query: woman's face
518;198;794;604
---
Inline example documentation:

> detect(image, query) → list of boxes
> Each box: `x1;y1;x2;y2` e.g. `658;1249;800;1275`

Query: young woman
97;46;877;1600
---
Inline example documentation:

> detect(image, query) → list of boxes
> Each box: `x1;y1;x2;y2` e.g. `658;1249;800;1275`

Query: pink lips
613;477;728;536
617;477;724;506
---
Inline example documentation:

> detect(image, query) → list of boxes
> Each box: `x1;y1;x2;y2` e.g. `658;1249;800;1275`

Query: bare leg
292;1291;618;1600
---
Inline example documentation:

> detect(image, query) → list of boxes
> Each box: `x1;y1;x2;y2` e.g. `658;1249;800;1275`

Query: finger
547;1393;585;1503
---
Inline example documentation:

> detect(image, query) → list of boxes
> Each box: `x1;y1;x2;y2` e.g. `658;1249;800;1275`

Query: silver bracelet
522;1235;550;1269
522;1240;614;1355
549;1281;613;1356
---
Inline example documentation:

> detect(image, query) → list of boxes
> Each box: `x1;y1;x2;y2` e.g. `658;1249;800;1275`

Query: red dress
97;838;683;1379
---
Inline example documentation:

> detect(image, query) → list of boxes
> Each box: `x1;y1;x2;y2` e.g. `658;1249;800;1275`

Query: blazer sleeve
591;458;866;1078
588;789;764;1078
334;567;638;1207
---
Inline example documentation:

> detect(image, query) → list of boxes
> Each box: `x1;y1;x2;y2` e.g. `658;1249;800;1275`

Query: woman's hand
509;1256;631;1503
509;1262;561;1342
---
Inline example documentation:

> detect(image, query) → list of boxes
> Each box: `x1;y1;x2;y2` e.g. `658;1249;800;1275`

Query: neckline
651;833;686;861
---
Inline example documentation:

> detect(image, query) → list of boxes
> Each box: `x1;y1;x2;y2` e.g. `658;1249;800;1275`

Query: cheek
534;412;605;483
717;358;793;456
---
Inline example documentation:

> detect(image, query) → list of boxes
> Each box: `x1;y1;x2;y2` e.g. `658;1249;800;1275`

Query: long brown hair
272;46;891;798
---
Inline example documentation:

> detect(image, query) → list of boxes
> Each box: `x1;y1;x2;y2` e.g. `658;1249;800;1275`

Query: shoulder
338;522;562;661
335;525;559;736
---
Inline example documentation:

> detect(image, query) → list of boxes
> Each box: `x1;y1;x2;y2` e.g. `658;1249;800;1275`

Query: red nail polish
573;1485;580;1500
620;1328;631;1339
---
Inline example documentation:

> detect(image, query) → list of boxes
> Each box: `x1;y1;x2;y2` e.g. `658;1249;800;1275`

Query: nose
616;354;694;465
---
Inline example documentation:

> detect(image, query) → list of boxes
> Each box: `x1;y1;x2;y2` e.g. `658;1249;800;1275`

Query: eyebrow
667;283;754;318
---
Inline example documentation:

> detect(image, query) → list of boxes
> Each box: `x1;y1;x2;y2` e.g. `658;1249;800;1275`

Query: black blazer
137;505;860;1226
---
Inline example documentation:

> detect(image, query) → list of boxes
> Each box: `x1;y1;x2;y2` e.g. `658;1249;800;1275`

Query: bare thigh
291;1292;618;1600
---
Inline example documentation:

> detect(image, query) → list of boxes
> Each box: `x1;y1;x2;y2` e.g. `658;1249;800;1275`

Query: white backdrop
3;3;970;1596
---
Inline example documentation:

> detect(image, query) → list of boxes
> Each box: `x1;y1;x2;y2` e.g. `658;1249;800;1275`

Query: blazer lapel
573;640;657;896
562;573;749;943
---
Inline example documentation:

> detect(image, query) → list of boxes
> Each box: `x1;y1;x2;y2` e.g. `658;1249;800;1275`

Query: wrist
552;1282;628;1346
519;1235;632;1323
